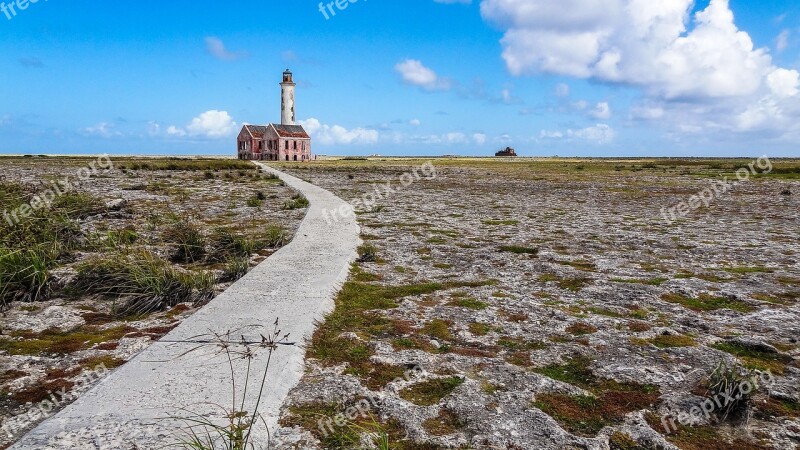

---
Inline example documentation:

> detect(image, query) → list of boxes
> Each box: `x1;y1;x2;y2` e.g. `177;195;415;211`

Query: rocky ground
0;156;305;448
270;158;800;450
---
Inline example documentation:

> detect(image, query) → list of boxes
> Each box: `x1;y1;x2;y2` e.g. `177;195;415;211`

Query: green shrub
207;227;254;262
706;361;754;422
0;245;57;304
72;250;214;314
163;220;206;263
259;225;288;248
283;194;310;210
357;244;378;263
246;196;263;208
220;257;250;283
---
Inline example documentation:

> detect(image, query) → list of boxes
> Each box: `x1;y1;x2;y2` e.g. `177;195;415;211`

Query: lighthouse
280;69;296;125
236;68;311;161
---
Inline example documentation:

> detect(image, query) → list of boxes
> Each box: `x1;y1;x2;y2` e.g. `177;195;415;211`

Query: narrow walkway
11;163;360;449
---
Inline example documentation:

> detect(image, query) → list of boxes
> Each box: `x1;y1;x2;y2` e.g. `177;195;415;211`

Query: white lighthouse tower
280;69;296;125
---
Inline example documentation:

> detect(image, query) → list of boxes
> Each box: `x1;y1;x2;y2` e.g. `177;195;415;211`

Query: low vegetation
400;376;464;406
532;357;660;436
661;293;755;313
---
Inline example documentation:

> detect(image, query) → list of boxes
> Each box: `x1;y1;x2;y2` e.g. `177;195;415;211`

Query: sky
0;0;798;157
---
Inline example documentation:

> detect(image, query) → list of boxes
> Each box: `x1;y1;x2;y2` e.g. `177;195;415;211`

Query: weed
400;377;464;406
712;341;790;374
723;266;773;275
283;194;309;210
163;220;206;263
538;273;592;292
704;361;753;422
644;412;772;450
72;250;214;314
246;195;263;208
422;409;463;436
447;297;489;310
172;320;294;450
423;319;453;341
469;323;491;336
483;219;519;226
566;322;598;336
357;244;378;263
646;333;697;348
661;293;754;313
499;245;539;256
610;277;669;286
609;432;644;450
0;325;135;356
221;257;251;283
535;357;597;388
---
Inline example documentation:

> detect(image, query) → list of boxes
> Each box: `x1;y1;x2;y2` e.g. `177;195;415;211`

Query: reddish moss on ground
644;413;773;450
422;408;464;436
12;378;75;404
534;385;660;437
566;322;598;335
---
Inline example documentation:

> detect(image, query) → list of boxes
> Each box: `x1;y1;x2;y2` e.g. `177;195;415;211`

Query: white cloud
147;121;161;136
444;132;467;144
394;59;452;91
776;29;790;53
300;118;379;145
589;102;612;119
409;119;421;126
499;88;523;104
630;105;665;120
164;110;237;138
84;122;121;138
473;133;488;145
167;125;187;137
187;110;237;138
555;83;570;97
481;0;800;140
767;69;800;98
539;130;564;139
205;37;248;61
539;124;615;144
569;124;616;144
481;0;772;100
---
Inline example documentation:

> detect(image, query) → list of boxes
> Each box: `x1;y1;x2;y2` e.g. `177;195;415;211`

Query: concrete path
10;163;360;449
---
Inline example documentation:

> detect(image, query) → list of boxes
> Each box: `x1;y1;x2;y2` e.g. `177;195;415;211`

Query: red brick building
237;69;312;161
237;124;311;161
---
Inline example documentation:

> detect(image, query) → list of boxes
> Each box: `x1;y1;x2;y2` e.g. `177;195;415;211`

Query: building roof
269;123;310;139
241;124;310;139
242;125;269;138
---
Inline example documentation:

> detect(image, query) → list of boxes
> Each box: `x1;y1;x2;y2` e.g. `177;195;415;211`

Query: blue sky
0;0;798;156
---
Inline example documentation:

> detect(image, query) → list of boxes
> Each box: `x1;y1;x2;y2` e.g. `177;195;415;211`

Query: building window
268;140;272;150
258;141;263;150
285;141;289;150
293;141;297;150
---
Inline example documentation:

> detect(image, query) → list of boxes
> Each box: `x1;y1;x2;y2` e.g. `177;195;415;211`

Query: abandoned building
237;69;312;161
496;147;518;157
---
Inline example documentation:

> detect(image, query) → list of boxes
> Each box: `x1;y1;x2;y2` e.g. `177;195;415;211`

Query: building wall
237;127;312;161
260;127;311;161
236;129;253;160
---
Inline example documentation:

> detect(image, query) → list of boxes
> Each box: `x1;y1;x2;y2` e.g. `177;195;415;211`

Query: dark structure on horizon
495;147;518;157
